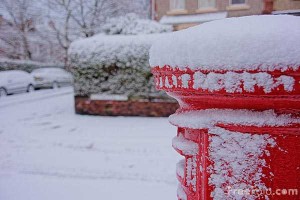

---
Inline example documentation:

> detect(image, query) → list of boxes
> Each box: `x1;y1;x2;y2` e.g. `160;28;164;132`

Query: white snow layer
90;94;128;101
103;13;172;35
176;159;185;179
0;89;180;200
150;15;300;72
177;184;187;200
208;127;276;200
169;109;300;129
172;134;199;155
193;72;295;93
69;34;161;66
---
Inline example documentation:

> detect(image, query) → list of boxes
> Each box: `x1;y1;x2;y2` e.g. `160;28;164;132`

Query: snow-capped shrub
102;13;173;35
68;33;169;100
0;58;62;72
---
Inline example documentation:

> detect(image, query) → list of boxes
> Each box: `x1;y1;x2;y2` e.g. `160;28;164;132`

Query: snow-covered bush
102;13;172;35
68;34;169;100
0;58;62;72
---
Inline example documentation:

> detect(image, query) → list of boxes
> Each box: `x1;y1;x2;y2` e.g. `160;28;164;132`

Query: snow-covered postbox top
150;16;300;110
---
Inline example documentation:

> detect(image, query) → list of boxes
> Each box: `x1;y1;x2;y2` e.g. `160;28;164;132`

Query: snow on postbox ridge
150;15;300;72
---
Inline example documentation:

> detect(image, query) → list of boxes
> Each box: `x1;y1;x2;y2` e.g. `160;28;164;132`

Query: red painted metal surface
152;66;300;200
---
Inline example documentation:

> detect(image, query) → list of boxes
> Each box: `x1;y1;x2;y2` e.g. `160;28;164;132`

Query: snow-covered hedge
102;13;173;35
68;34;169;99
0;58;62;72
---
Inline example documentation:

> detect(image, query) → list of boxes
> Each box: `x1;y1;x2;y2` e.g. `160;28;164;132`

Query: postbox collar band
169;109;300;129
149;15;300;72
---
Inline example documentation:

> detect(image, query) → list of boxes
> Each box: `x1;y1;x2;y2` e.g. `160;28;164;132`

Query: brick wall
274;0;300;11
75;96;179;117
186;0;198;12
155;0;170;20
227;0;264;17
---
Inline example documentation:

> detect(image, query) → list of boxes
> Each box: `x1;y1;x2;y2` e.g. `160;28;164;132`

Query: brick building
272;0;300;15
151;0;300;30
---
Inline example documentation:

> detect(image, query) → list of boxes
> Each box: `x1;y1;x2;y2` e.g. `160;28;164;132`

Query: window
198;0;216;8
170;0;185;10
231;0;246;4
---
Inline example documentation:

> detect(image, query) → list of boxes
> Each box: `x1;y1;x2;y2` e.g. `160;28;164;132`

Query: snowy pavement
0;87;179;200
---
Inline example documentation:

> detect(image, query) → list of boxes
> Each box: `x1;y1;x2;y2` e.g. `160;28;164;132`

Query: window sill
167;9;189;15
226;4;250;11
195;8;218;14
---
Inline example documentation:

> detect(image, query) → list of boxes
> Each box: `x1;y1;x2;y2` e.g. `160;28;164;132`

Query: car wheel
52;82;59;89
0;88;7;98
27;85;35;93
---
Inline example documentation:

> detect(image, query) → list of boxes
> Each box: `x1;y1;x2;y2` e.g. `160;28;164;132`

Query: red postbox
150;16;300;200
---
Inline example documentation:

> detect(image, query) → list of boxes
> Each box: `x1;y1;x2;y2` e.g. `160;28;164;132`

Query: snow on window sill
195;8;218;14
167;9;189;15
226;4;250;11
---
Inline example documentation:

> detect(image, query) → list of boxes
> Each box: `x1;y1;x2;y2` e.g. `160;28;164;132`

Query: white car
0;70;35;97
31;68;73;89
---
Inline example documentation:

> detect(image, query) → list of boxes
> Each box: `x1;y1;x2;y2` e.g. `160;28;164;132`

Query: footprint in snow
51;125;61;129
69;128;77;132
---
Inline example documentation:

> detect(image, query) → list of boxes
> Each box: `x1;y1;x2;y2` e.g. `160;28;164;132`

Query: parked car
0;70;35;98
31;68;73;89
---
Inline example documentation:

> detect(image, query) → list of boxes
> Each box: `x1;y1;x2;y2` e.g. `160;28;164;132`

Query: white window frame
170;0;186;11
230;0;246;5
198;0;216;9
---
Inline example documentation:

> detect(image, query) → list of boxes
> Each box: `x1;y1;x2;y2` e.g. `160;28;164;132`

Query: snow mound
102;13;172;35
150;15;300;72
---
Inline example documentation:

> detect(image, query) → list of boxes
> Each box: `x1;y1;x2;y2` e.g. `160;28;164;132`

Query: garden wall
75;96;179;117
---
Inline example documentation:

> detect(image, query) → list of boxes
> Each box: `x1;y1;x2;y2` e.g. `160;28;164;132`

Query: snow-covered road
0;88;179;200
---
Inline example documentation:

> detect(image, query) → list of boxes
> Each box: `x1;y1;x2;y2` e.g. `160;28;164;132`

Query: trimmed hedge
68;34;170;100
0;58;63;72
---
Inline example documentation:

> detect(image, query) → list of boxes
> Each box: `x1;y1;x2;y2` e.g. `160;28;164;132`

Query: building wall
227;0;264;17
155;0;264;20
274;0;300;11
155;0;170;20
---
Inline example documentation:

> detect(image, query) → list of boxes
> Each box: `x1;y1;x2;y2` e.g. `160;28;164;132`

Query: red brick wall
186;0;198;12
75;96;179;117
155;0;170;20
227;0;264;17
274;0;300;11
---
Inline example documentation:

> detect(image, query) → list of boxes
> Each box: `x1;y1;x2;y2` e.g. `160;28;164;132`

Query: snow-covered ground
0;87;179;200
